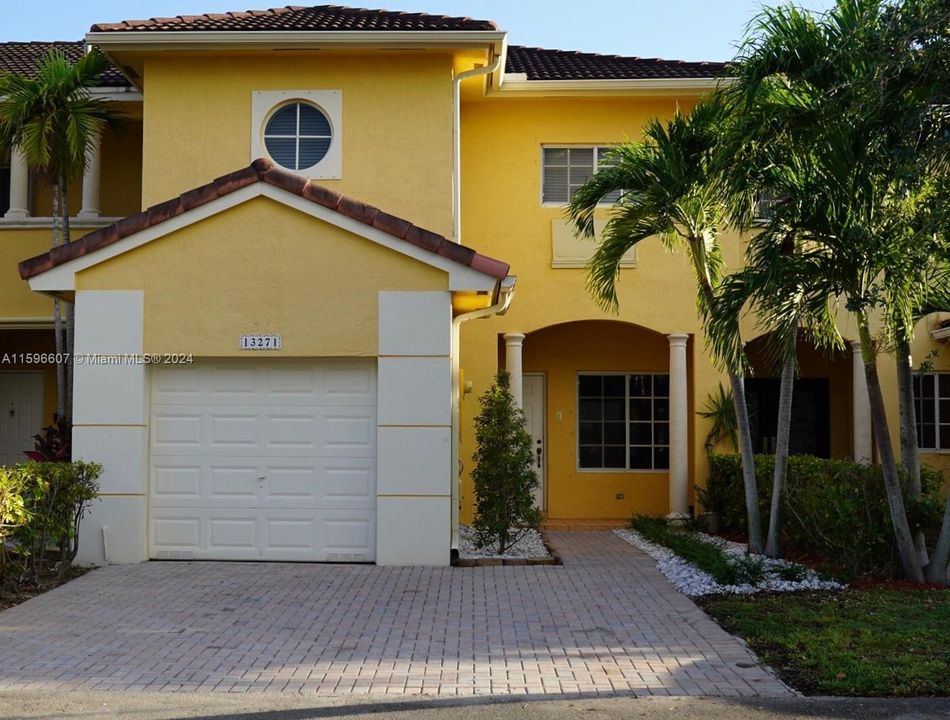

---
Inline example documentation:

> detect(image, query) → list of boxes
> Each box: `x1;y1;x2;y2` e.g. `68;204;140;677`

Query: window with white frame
542;146;622;204
912;373;950;449
577;373;670;470
251;90;342;179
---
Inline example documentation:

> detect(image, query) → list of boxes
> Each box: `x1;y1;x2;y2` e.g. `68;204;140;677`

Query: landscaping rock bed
454;525;559;566
615;527;843;596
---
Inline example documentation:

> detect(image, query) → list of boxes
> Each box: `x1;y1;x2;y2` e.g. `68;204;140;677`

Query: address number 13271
239;334;282;350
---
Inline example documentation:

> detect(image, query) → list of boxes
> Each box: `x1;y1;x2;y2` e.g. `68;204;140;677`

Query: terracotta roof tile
18;158;509;282
506;45;725;81
90;5;497;32
0;41;129;87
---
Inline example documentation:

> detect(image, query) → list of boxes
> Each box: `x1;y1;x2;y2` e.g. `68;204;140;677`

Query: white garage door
148;360;376;562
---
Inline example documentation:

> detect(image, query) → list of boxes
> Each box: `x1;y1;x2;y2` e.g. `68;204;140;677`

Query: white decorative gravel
458;524;551;559
614;527;843;597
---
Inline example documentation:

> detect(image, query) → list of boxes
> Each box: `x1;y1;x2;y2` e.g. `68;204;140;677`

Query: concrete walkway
0;532;789;697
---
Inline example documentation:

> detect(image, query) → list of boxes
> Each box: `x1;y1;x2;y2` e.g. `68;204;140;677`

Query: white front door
523;374;546;511
148;359;377;562
0;373;44;466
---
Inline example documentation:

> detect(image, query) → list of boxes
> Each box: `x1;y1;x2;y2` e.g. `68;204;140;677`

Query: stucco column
78;134;101;219
5;146;29;219
504;332;526;408
851;340;873;463
668;333;690;519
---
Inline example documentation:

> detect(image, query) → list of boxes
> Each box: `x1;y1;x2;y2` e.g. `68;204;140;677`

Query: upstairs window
542;146;622;204
263;102;333;171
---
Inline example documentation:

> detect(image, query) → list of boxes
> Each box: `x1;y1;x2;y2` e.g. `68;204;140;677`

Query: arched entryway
500;320;693;523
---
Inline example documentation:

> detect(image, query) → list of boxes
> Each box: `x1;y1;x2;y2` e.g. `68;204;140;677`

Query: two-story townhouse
1;4;947;567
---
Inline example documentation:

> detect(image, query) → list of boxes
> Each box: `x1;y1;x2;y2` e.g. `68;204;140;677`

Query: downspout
450;277;516;551
452;50;503;243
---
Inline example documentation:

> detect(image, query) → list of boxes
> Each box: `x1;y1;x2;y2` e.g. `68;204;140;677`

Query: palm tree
720;0;950;582
0;48;120;420
567;99;765;554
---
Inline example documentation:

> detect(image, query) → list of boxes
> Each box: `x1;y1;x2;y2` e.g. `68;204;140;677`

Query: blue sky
4;1;836;61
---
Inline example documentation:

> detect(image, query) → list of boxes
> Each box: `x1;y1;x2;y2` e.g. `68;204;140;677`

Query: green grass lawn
701;589;950;696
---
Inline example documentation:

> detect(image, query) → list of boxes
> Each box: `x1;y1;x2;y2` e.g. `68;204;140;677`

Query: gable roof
18;158;509;282
89;4;497;33
0;41;130;87
506;45;725;81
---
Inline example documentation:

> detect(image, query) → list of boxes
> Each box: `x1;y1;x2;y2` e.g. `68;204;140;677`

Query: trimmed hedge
699;454;945;578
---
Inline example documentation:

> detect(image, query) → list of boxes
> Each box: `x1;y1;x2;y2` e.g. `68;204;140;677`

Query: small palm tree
568;99;766;554
0;48;121;420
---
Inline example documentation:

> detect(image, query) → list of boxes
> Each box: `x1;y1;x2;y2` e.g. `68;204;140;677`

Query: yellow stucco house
1;5;947;566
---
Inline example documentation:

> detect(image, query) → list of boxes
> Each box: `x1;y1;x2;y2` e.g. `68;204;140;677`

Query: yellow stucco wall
140;51;455;238
457;96;722;521
76;196;447;356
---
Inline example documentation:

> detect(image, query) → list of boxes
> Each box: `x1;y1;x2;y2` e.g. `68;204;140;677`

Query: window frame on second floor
541;145;622;207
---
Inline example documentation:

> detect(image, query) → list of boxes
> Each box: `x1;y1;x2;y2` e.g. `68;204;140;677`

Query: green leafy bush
5;461;101;584
0;467;30;575
699;454;945;577
471;371;542;554
631;515;766;585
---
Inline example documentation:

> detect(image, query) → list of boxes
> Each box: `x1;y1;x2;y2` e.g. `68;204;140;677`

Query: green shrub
0;467;30;575
471;372;542;554
631;515;764;586
6;461;101;584
698;454;945;578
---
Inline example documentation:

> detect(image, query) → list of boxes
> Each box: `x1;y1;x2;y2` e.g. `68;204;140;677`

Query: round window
263;102;332;171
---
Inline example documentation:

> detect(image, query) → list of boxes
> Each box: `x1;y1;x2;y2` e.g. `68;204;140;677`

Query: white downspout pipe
452;51;503;243
450;277;516;551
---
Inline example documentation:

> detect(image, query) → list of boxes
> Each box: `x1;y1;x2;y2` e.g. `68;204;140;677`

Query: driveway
0;532;789;697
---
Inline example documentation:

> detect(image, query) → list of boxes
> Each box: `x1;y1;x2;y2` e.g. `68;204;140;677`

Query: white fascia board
27;183;500;294
89;87;143;102
86;30;506;52
492;76;733;97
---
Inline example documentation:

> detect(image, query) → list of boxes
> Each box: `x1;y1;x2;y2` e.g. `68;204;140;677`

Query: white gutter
452;46;505;242
450;276;516;551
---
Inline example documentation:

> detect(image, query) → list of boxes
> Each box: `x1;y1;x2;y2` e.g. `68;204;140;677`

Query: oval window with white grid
263;102;333;171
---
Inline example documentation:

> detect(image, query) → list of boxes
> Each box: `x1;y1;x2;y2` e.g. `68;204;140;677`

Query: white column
78;134;101;219
504;332;526;409
851;340;873;463
668;333;690;519
5;146;29;219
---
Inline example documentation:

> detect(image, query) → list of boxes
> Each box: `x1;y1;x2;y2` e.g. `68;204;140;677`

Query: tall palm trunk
728;371;764;554
927;496;950;585
59;172;74;421
766;328;797;558
695;252;763;554
895;336;928;565
858;320;924;583
49;175;66;419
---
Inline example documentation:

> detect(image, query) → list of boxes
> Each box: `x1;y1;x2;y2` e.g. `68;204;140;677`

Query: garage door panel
151;406;375;457
151;361;376;407
150;506;375;561
149;360;377;562
151;456;375;508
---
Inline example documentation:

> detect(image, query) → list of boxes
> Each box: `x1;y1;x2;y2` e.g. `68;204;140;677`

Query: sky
3;0;837;62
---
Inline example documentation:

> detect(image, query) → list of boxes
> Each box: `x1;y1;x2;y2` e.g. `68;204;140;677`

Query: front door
523;374;546;511
0;373;44;466
745;377;831;458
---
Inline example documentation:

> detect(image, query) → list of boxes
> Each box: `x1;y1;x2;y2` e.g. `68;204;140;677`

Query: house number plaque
239;334;282;350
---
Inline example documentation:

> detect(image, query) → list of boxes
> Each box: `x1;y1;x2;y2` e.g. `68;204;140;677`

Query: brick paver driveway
0;532;790;697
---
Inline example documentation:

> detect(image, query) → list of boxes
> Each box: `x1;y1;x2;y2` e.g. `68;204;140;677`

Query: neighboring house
0;5;947;566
